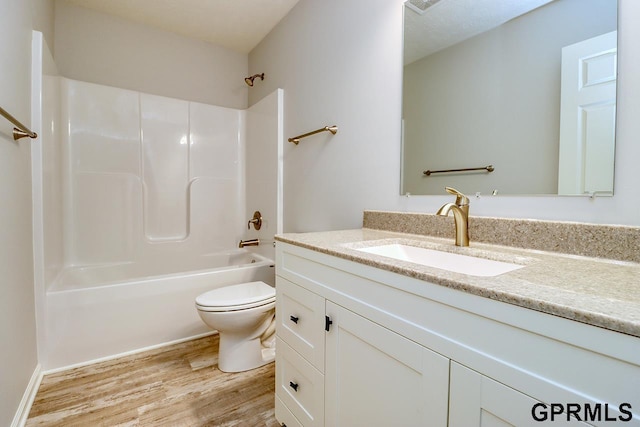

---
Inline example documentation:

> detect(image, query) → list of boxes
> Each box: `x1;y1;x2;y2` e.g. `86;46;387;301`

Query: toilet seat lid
196;281;275;309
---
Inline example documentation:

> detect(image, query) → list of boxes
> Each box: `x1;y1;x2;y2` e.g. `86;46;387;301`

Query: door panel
558;31;617;195
325;302;449;427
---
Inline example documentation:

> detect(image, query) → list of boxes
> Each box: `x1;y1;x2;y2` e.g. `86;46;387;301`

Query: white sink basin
355;244;524;277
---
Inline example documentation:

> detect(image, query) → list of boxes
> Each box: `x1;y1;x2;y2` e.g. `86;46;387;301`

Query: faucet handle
248;211;262;230
444;187;469;206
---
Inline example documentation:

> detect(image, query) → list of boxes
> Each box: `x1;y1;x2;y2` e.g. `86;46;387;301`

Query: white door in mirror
558;31;617;195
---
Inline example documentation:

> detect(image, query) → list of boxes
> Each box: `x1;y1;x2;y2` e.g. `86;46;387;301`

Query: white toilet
195;281;276;373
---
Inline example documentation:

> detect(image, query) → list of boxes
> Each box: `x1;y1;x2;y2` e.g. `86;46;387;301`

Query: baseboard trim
42;331;217;375
11;364;43;427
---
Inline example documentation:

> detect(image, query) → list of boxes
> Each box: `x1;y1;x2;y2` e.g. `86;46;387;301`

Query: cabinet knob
289;381;299;392
290;315;299;324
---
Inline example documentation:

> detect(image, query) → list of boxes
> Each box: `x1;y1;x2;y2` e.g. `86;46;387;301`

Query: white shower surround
34;58;283;369
62;78;245;266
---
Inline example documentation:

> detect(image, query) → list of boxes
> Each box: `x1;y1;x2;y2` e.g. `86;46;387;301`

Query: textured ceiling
63;0;300;54
404;0;555;65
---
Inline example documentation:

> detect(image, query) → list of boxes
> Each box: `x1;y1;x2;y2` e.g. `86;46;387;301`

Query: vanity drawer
276;277;325;370
275;395;303;427
275;337;324;427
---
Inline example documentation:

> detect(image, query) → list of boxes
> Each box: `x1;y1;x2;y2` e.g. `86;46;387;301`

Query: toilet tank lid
196;281;275;307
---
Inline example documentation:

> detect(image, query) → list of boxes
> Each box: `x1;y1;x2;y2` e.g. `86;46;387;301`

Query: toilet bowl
195;281;276;373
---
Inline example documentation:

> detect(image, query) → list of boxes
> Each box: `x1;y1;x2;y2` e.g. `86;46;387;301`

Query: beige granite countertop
275;228;640;338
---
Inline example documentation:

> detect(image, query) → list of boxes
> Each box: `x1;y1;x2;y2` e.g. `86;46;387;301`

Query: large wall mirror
402;0;618;196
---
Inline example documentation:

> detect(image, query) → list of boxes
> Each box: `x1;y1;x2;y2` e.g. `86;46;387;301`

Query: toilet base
218;333;276;373
195;284;276;373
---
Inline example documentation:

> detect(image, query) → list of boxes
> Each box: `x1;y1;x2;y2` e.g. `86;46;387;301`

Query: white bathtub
44;250;275;370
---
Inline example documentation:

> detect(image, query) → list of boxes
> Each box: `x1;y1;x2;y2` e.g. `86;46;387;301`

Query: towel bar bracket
1;106;37;141
13;128;37;141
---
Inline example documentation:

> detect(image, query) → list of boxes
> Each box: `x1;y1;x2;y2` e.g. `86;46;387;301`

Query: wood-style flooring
26;334;280;426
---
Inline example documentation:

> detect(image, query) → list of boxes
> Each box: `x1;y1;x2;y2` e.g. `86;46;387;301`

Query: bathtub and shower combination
35;69;283;370
45;250;275;369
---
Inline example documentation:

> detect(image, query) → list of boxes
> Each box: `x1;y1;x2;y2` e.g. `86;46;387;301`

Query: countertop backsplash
363;210;640;264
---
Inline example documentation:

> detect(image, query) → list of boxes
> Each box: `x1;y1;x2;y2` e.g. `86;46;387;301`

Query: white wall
54;1;249;109
30;0;55;53
249;0;404;232
250;0;640;229
0;1;40;425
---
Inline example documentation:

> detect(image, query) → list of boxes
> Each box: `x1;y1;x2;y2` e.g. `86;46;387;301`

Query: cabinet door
449;362;593;427
325;302;449;427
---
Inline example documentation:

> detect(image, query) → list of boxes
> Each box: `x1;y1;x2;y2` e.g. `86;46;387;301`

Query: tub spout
239;239;260;248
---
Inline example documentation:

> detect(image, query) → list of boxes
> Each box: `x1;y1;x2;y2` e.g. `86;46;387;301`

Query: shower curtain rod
0;105;38;140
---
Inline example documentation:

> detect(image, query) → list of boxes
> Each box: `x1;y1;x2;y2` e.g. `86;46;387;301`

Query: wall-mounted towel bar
423;165;494;176
288;125;338;145
0;105;37;140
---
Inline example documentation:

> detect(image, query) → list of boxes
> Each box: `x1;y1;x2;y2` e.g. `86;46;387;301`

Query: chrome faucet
436;187;470;247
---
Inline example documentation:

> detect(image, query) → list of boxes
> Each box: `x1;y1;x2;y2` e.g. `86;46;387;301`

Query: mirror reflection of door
558;31;617;196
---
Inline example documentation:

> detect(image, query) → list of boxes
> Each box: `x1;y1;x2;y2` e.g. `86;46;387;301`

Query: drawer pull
289;381;299;392
290;315;299;324
325;315;333;331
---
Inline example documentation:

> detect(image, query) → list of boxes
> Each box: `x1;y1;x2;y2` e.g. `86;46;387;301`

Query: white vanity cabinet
274;241;640;427
324;302;449;426
449;363;594;427
275;277;448;427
